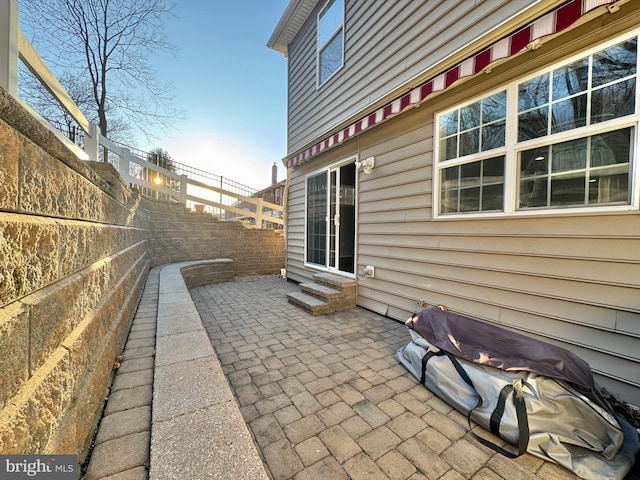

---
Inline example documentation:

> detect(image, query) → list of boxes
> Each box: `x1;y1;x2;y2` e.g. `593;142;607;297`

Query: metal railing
0;0;283;228
105;141;282;226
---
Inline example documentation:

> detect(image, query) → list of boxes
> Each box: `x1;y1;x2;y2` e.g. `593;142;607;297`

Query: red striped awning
287;0;620;168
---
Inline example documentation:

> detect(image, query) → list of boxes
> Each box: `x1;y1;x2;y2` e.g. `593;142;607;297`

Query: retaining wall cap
149;260;268;480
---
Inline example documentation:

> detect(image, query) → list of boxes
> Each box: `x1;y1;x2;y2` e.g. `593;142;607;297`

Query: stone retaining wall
179;259;235;289
145;198;285;274
0;85;285;459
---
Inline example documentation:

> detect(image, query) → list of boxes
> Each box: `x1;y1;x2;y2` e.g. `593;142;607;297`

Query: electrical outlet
363;265;375;278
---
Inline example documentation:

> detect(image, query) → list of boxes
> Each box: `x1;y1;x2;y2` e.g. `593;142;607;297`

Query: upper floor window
317;0;344;86
435;35;638;217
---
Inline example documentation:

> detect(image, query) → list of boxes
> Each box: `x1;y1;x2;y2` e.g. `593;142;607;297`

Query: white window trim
316;0;345;88
433;31;640;220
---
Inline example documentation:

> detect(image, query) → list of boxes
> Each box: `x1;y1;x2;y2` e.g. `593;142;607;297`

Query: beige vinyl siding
285;15;640;404
353;109;639;391
286;0;539;154
285;176;307;281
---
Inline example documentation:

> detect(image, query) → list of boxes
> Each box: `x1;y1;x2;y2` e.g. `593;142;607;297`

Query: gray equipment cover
396;308;639;480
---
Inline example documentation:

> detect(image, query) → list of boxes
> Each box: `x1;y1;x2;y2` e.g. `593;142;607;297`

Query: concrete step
299;282;342;302
312;272;357;290
286;291;334;316
288;273;357;315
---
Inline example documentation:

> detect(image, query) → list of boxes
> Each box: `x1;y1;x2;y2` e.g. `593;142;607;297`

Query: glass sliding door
333;163;355;273
305;161;356;274
306;172;328;266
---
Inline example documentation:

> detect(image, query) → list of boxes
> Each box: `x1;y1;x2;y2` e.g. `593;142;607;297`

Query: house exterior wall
286;0;543;154
280;2;640;405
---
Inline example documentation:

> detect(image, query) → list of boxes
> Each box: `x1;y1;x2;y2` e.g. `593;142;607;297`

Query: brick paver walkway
190;275;585;480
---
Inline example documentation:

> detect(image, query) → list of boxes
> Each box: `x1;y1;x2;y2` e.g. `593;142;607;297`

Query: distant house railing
0;0;283;228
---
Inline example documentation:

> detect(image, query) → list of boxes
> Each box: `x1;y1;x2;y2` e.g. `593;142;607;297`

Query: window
519;129;631;207
317;0;344;85
435;35;638;217
438;91;507;214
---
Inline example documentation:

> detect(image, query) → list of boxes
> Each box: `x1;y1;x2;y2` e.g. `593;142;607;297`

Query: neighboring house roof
267;0;317;57
254;180;286;198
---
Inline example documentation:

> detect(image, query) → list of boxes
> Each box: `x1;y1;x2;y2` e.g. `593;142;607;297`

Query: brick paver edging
84;268;159;480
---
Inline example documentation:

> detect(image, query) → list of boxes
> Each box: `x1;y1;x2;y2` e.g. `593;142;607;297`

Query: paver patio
190;275;586;480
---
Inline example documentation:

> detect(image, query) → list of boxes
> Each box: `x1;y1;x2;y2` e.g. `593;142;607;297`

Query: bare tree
18;0;183;141
146;146;178;200
148;147;176;172
18;67;136;145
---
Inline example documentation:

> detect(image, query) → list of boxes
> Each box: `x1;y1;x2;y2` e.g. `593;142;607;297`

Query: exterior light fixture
355;156;375;174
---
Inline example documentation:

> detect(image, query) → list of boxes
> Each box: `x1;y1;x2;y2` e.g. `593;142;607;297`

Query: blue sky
144;1;291;189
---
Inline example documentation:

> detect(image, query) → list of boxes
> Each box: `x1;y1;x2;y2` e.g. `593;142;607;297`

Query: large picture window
317;0;344;85
435;35;638;217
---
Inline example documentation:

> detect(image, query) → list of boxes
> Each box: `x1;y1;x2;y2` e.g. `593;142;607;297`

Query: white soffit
267;0;317;57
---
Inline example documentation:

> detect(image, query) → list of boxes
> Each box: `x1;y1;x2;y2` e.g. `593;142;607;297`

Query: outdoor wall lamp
355;156;375;174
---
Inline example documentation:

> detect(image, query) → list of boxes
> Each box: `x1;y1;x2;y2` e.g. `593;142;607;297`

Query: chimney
272;162;278;185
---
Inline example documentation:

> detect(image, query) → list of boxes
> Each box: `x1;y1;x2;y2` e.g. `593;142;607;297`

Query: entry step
286;291;334;315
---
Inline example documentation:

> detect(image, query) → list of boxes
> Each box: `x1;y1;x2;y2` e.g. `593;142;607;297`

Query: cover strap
444;352;529;458
490;385;514;436
420;348;445;385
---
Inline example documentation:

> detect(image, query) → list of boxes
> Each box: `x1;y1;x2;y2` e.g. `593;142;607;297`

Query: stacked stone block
0;84;285;459
0;86;151;459
287;273;357;315
179;259;235;289
145;199;285;275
